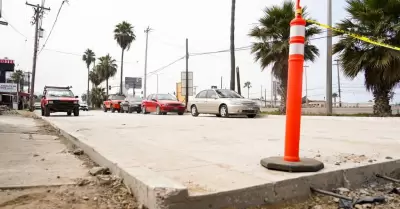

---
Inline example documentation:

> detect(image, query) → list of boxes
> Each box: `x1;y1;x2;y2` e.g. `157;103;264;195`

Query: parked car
189;89;260;118
103;94;125;113
141;94;185;115
40;86;80;117
121;96;142;113
34;102;41;109
79;101;89;111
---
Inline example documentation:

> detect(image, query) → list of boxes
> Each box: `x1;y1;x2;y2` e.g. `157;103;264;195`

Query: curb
36;113;189;209
36;113;400;209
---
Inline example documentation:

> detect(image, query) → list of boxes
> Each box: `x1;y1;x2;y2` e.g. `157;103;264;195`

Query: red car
141;94;186;115
40;86;80;117
103;94;126;113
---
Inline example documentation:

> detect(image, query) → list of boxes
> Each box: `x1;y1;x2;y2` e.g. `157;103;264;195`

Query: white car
79;101;89;111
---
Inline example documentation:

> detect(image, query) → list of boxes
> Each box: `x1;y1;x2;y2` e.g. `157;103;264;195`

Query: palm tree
11;70;24;93
82;49;96;105
249;1;322;114
90;87;106;108
333;0;400;116
230;0;236;91
114;21;136;94
97;54;118;95
243;81;252;98
89;65;104;87
332;93;338;107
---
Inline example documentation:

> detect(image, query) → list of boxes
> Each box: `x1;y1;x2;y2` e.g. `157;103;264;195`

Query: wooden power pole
26;2;50;111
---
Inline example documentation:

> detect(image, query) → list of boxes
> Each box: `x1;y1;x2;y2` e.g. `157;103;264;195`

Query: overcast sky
1;0;399;103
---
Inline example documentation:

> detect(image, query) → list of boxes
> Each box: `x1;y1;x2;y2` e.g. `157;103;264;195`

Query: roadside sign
181;72;193;96
125;77;142;89
0;83;17;93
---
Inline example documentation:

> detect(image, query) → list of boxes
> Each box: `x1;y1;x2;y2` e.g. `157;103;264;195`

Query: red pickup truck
41;86;80;117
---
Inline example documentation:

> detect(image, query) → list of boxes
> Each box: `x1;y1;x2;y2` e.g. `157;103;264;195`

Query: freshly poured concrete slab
37;111;400;208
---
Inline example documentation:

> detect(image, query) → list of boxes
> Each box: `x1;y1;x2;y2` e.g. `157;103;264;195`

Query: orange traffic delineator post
260;0;324;172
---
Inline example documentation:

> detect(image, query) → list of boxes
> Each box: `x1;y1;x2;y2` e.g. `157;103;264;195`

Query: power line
38;0;68;54
1;14;28;41
146;56;185;77
189;35;332;57
42;48;139;64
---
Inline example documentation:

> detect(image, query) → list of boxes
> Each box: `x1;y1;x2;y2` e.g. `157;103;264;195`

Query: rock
57;176;60;179
72;148;84;155
363;203;372;208
93;197;98;201
333;197;339;203
386;156;393;160
316;154;321;157
41;158;45;161
359;189;370;195
312;205;323;209
354;204;363;209
76;178;91;186
336;187;350;194
96;175;113;185
33;154;39;157
89;167;109;176
335;162;341;166
368;160;373;163
82;196;89;200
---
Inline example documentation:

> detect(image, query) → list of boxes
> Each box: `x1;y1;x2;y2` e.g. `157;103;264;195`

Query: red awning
18;92;30;97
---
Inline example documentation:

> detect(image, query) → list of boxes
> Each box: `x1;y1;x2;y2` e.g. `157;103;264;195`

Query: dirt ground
0;111;139;209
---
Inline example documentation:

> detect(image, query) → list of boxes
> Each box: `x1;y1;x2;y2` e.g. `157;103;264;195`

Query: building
0;59;30;108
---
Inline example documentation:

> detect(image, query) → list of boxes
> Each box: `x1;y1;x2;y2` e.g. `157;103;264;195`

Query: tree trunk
247;88;249;98
87;66;90;105
106;79;109;95
229;0;236;91
279;80;287;114
373;87;392;117
120;49;124;95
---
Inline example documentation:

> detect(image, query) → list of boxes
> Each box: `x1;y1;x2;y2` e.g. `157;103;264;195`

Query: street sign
181;72;193;96
125;77;142;89
0;83;17;93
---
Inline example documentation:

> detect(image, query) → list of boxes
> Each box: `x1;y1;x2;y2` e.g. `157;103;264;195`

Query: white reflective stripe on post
289;43;304;55
290;25;305;38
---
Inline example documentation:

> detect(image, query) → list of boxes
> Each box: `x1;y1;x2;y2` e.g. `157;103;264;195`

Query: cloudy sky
1;0;399;103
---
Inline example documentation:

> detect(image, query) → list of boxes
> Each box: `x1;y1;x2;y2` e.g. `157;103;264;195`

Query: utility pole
185;38;189;108
143;26;152;99
26;71;32;94
236;66;241;95
264;88;267;108
326;0;333;115
304;65;309;106
0;0;8;26
220;76;222;89
156;74;159;94
334;59;342;107
26;2;50;111
270;76;274;108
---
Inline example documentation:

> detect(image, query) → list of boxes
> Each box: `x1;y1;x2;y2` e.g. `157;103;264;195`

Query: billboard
181;71;193;96
125;77;142;89
0;83;17;93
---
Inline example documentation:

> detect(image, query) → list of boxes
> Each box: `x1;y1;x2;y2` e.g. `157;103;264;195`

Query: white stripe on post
289;43;304;55
290;25;305;37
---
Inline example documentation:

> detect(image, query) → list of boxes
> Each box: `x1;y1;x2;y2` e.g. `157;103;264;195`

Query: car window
196;91;207;98
46;89;74;98
206;90;218;99
146;95;152;100
156;94;177;101
215;89;243;98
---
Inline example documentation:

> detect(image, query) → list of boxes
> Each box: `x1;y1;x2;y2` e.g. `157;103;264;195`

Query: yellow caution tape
306;19;400;51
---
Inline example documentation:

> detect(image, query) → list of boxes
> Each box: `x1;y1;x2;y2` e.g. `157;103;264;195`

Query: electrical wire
146;56;185;76
38;0;68;54
1;15;28;41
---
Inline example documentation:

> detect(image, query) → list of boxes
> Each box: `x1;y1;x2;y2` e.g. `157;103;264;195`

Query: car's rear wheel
247;114;257;118
216;114;221;117
44;106;50;117
142;106;149;114
73;108;79;116
219;105;229;118
178;112;184;115
156;106;162;115
191;105;199;117
67;111;72;116
136;109;141;114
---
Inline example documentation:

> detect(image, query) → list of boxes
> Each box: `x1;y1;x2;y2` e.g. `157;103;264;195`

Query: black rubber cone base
260;156;324;173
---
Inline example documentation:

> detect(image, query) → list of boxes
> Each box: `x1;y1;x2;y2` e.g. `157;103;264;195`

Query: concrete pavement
37;110;400;209
0;114;87;189
261;106;400;114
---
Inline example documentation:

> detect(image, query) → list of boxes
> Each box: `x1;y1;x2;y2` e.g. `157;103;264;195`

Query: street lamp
326;0;333;115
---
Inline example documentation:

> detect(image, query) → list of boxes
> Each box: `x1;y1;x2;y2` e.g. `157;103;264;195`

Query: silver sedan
189;89;260;118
